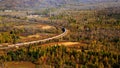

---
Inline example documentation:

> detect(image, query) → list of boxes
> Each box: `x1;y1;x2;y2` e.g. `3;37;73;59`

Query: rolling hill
0;0;120;10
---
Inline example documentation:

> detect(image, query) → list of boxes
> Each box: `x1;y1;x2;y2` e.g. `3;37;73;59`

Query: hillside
0;0;120;10
0;0;120;67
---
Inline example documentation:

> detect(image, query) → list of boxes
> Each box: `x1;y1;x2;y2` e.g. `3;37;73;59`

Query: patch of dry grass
40;42;86;47
4;62;35;68
14;24;55;30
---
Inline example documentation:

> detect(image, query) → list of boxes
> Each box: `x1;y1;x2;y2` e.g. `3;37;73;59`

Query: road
0;28;68;50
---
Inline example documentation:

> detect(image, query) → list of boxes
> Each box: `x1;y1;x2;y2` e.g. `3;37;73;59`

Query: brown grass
4;62;35;68
40;42;86;47
19;33;56;42
14;24;55;30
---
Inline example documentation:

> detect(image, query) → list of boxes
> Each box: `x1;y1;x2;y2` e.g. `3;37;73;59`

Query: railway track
0;28;68;50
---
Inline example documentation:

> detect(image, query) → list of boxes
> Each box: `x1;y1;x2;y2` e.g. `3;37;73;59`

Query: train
0;28;68;50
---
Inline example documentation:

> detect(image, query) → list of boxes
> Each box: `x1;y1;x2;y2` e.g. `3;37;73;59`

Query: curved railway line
0;28;68;50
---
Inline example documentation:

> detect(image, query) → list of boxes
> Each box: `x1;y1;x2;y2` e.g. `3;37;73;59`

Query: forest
0;45;119;68
0;7;119;68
